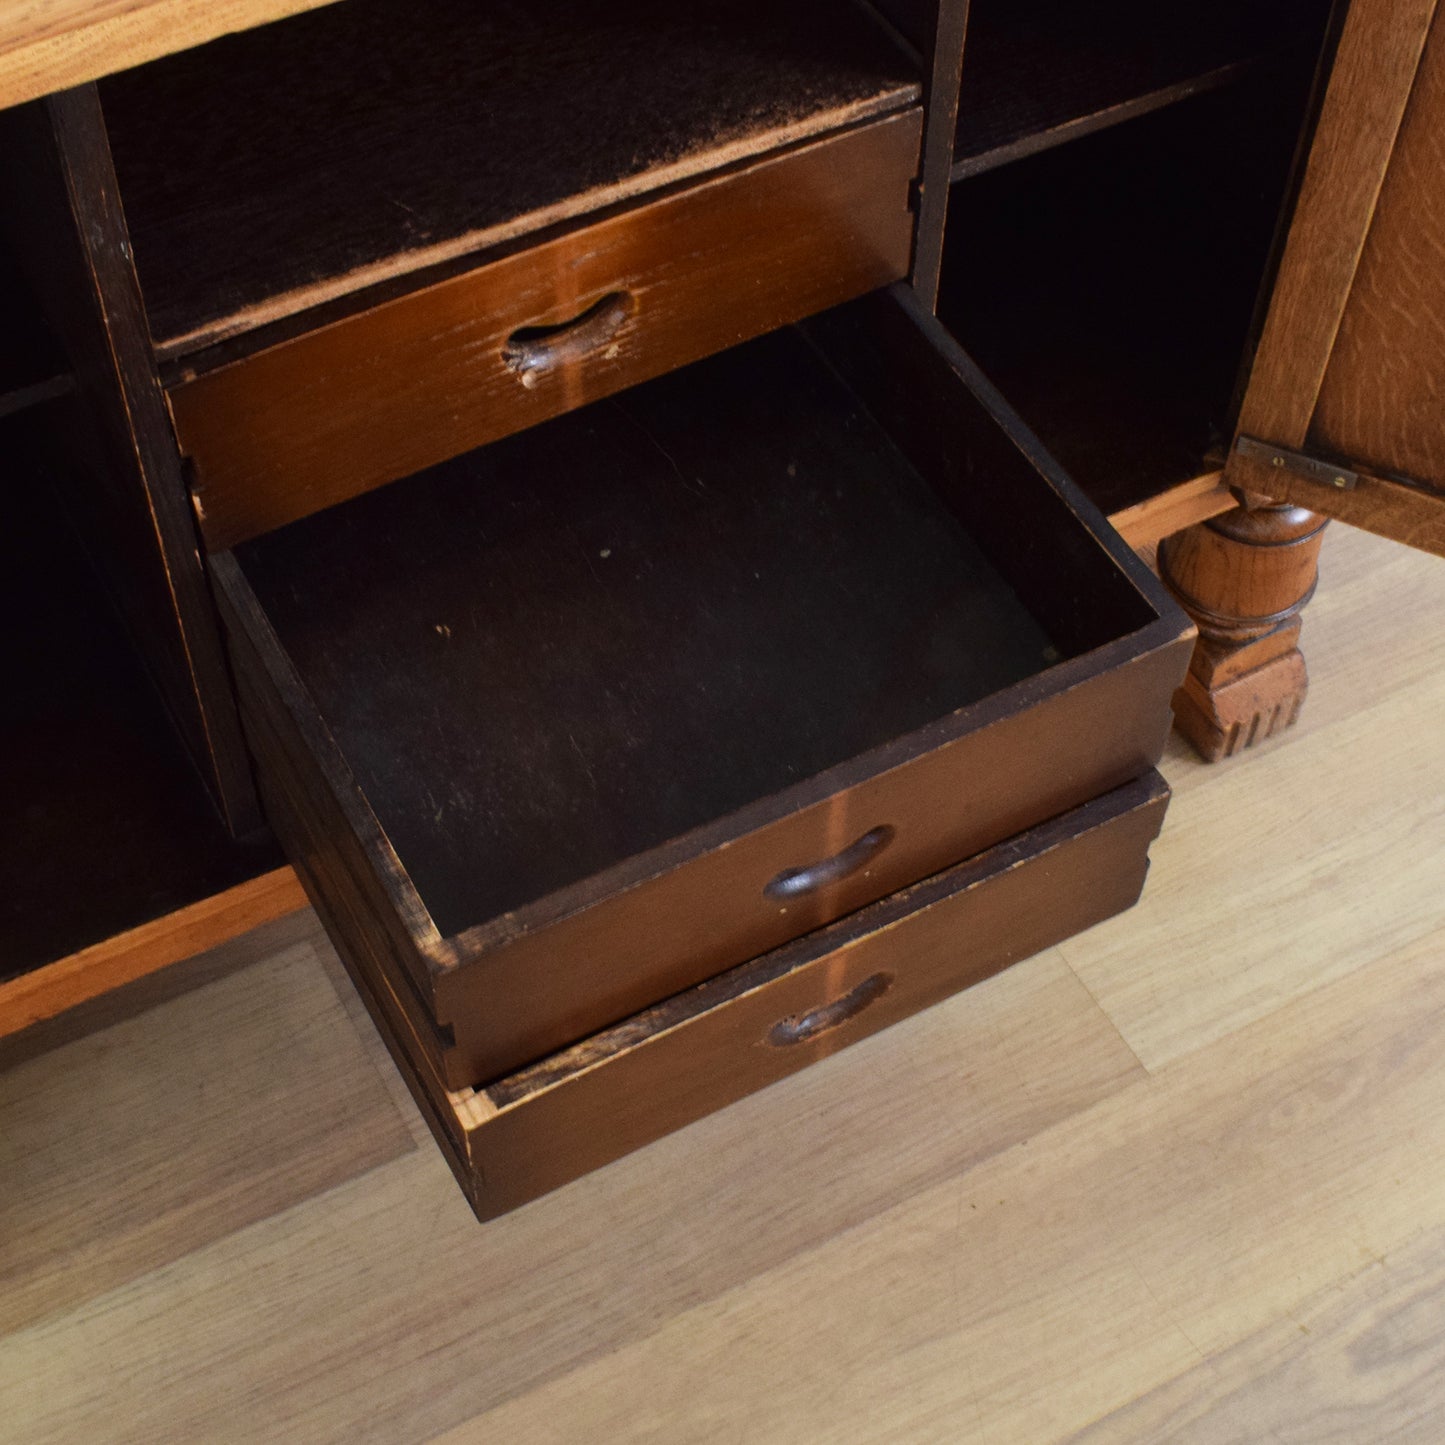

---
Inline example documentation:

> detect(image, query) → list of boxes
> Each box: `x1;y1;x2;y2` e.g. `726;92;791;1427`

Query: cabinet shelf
950;0;1329;180
98;0;919;362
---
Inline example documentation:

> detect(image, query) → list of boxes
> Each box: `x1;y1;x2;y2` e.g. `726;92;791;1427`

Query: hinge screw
1333;476;1348;488
1272;455;1285;467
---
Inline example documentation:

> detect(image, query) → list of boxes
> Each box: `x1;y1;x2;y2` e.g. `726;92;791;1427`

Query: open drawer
210;285;1194;1089
333;772;1171;1220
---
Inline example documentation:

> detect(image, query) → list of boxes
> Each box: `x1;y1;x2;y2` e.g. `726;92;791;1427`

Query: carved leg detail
1157;499;1328;761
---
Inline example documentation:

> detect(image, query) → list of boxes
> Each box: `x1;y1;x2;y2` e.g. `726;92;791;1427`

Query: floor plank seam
1054;952;1153;1077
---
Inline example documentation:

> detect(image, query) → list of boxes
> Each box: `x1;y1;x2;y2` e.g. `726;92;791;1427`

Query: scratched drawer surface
211;287;1193;1090
340;771;1172;1221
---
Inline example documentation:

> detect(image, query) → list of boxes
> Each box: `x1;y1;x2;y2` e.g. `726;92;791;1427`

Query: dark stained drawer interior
235;333;1053;936
211;286;1194;1089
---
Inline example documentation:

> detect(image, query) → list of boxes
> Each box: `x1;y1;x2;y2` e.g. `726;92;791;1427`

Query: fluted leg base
1158;499;1327;762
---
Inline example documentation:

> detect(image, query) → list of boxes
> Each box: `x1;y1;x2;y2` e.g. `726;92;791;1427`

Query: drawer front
233;588;1181;1098
342;773;1170;1221
173;109;922;551
421;641;1185;1084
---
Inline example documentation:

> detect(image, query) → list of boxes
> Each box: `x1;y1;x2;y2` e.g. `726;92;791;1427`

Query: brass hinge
1235;435;1359;492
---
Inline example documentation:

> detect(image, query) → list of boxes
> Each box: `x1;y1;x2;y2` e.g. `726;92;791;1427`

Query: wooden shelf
0;867;306;1052
938;75;1318;519
98;0;919;360
951;0;1329;180
1108;472;1233;553
0;411;283;984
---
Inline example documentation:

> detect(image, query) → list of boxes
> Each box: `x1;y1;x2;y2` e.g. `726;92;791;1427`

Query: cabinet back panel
0;231;63;407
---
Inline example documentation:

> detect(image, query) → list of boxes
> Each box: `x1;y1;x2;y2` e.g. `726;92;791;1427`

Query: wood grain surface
0;915;414;1337
1068;525;1445;1066
1311;6;1445;494
3;521;1442;1442
1109;469;1233;549
460;925;1445;1444
1073;1220;1445;1443
0;0;343;110
1230;0;1439;452
1222;0;1445;555
1229;447;1445;556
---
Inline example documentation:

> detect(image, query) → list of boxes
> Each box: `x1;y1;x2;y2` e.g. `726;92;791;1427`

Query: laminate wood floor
3;523;1443;1444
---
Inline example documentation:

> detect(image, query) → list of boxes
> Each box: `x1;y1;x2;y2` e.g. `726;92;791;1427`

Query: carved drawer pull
768;972;894;1047
501;291;634;381
763;825;896;902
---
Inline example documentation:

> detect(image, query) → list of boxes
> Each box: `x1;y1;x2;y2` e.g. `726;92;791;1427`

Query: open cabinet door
1226;0;1445;554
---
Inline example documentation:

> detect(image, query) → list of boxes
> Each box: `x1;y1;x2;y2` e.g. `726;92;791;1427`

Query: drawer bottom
330;772;1169;1220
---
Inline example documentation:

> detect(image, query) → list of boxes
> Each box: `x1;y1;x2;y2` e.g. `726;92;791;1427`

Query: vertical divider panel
0;86;261;835
866;0;970;306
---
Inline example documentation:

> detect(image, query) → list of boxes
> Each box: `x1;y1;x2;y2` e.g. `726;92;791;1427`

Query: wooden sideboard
3;0;1442;1211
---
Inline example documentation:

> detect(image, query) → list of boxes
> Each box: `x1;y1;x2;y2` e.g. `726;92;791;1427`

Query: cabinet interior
950;0;1331;178
0;231;64;418
936;4;1334;514
0;262;279;979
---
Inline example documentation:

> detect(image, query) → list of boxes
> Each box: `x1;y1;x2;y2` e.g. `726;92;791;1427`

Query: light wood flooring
3;523;1444;1443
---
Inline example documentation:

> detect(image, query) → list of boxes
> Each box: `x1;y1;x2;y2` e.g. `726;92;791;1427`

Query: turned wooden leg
1157;497;1328;761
